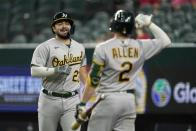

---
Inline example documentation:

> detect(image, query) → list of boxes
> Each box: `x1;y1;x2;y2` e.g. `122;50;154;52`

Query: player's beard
57;32;70;39
56;28;71;39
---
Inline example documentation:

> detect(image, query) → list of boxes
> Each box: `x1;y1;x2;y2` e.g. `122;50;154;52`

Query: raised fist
135;14;152;28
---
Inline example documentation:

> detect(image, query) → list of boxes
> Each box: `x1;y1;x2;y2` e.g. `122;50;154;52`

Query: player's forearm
31;66;55;77
81;63;102;103
149;23;171;47
79;66;88;84
81;84;96;103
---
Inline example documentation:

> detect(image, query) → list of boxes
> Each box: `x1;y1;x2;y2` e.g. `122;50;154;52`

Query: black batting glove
75;102;88;123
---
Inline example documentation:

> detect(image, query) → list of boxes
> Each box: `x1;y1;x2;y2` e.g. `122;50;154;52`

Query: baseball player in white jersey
30;12;87;131
75;10;171;131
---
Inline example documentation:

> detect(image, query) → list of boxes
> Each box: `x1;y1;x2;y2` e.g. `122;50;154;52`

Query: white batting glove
55;65;72;75
135;14;153;28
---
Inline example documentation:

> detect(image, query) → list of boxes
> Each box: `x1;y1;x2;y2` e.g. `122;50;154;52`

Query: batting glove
75;102;88;123
55;65;72;75
135;13;152;28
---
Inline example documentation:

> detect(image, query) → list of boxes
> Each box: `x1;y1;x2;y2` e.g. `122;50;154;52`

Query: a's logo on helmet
62;13;67;18
125;17;131;22
151;79;171;107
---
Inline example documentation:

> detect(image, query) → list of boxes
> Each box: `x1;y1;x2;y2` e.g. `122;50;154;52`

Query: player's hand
55;65;72;75
75;102;88;124
135;13;152;28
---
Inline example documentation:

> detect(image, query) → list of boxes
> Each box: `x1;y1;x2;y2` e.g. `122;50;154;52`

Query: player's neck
56;36;71;45
114;33;129;40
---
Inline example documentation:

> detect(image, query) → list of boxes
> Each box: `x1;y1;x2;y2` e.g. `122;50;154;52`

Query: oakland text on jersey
52;51;84;67
112;47;139;59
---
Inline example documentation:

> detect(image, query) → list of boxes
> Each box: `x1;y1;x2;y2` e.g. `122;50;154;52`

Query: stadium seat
9;23;23;35
73;32;87;43
0;1;11;42
139;4;153;14
188;13;196;27
63;0;86;19
0;22;8;43
173;29;182;42
31;33;46;43
180;3;193;13
190;21;196;31
73;26;92;43
179;24;193;38
9;12;35;41
168;19;182;30
0;2;10;20
153;12;165;26
94;11;109;22
183;32;196;43
159;3;172;14
34;17;50;33
74;20;83;31
87;19;100;31
36;5;57;19
8;0;36;42
35;0;61;34
168;33;176;42
94;11;110;32
11;34;27;43
11;0;36;15
38;0;60;11
167;11;186;23
161;24;172;34
40;27;53;39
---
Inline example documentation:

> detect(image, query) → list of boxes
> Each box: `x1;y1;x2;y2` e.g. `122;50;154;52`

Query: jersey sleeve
31;44;49;67
92;45;105;66
139;39;163;60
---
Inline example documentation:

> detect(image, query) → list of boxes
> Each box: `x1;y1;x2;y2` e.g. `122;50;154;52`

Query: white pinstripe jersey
31;38;87;92
93;37;164;93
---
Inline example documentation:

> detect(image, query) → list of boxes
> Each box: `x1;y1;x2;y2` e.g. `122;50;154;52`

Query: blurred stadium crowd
0;0;196;44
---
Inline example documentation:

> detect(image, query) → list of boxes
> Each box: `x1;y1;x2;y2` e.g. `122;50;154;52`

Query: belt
126;89;135;94
42;89;78;98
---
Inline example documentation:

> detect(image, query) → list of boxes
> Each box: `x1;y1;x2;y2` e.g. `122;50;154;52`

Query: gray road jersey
93;38;164;93
31;38;87;92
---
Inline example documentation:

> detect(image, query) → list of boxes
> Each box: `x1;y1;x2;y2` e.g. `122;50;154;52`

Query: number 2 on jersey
72;70;79;82
119;62;133;82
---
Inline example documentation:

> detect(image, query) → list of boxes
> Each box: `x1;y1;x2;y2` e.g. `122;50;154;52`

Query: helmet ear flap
109;19;114;32
70;24;75;35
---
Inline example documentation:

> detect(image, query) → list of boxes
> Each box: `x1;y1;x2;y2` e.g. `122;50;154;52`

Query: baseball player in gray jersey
30;12;87;131
75;10;171;131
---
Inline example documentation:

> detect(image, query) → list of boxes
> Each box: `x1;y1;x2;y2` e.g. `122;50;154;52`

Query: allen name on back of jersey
112;47;139;59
